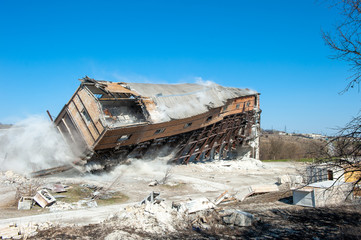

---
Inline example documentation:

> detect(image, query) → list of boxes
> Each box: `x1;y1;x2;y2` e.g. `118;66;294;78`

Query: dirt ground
31;202;361;239
1;159;360;239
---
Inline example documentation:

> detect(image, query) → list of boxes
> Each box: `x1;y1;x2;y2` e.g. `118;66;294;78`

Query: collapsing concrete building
54;77;261;170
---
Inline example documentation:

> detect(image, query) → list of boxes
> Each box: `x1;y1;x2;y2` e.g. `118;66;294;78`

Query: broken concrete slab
77;199;98;208
140;191;161;204
220;209;254;227
233;187;254;202
178;197;216;214
148;181;158;187
249;184;279;194
34;189;56;208
0;225;20;239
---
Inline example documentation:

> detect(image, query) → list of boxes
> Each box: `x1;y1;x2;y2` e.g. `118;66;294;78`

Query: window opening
154;128;166;134
81;109;91;123
117;135;131;142
184;122;192;128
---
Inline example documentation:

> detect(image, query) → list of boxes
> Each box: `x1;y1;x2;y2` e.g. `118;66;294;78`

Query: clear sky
0;0;359;135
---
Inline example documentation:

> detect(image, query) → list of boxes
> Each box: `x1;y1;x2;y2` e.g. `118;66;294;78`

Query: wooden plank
30;165;74;177
71;98;96;142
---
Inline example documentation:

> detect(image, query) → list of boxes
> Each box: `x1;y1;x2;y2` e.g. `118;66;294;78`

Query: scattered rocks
48;199;98;212
0;222;56;239
219;209;254;227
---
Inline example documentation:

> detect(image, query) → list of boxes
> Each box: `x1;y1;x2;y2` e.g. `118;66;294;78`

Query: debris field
1;159;360;239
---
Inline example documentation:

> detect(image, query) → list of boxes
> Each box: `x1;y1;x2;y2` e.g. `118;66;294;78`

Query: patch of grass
49;184;129;206
262;158;314;163
158;182;186;189
96;192;129;206
53;185;93;203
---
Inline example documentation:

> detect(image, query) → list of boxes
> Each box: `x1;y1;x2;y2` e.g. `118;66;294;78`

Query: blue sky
0;0;359;135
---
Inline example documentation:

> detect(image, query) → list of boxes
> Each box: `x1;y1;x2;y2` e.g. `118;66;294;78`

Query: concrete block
220;209;254;226
18;196;33;210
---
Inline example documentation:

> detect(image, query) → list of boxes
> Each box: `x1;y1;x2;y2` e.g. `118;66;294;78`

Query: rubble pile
0;171;38;186
104;191;257;238
49;199;98;212
110;201;187;234
0;222;57;239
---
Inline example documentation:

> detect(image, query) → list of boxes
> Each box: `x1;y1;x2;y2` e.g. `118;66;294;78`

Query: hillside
260;133;325;161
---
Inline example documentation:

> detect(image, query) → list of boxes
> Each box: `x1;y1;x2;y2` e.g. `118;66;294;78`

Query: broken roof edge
78;76;260;123
79;76;259;98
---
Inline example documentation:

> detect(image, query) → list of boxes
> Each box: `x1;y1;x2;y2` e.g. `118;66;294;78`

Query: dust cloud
86;147;176;183
0;115;76;175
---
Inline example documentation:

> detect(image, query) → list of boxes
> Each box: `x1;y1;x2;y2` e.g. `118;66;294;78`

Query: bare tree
322;0;361;92
320;0;361;196
316;116;361;196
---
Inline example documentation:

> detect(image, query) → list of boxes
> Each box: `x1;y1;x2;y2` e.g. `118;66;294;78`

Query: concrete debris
249;184;279;194
111;201;187;234
34;189;56;208
148;181;158;187
234;187;255;202
48;199;98;212
48;201;77;212
0;225;20;239
219;209;255;227
176;197;216;214
140;191;161;204
17;196;34;210
0;222;56;239
78;199;98;208
1;170;35;186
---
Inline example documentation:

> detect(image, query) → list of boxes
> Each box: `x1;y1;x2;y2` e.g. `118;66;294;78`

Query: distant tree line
260;134;324;160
